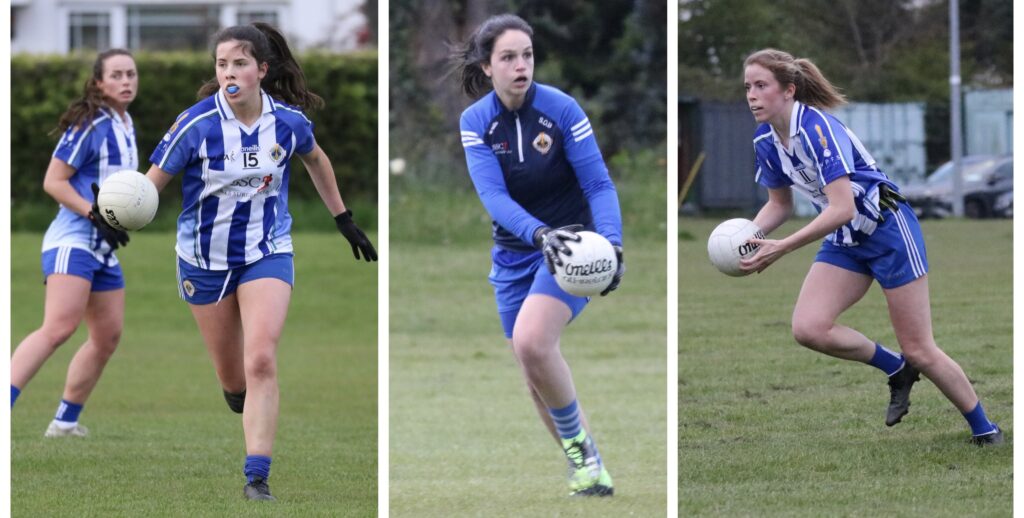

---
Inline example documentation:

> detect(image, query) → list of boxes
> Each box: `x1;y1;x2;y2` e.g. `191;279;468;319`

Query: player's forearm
303;147;347;216
42;174;90;217
575;161;623;246
778;204;853;253
752;199;791;236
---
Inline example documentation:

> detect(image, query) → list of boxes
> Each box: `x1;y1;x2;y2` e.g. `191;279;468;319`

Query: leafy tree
390;0;666;186
679;0;1013;168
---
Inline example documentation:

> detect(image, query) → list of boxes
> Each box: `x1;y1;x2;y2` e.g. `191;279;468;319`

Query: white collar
215;88;275;122
770;100;803;145
100;105;132;129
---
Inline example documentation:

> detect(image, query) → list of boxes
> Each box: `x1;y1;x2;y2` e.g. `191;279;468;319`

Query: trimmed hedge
11;51;377;214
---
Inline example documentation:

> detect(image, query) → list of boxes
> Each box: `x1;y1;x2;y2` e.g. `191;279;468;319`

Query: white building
12;0;370;54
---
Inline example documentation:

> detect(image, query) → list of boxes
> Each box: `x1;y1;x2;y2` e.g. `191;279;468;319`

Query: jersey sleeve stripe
570;118;590;132
64;124;96;165
274;104;312;125
461;130;479;137
462;139;485;148
572;128;594;142
157;109;219;170
62;113;109;164
571;121;592;136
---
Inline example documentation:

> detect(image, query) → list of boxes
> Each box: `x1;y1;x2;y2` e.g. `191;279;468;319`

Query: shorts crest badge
182;279;196;298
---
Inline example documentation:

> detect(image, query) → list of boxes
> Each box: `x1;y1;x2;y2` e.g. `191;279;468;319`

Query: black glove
600;245;625;296
334;210;377;262
533;224;583;274
89;183;130;250
877;183;907;221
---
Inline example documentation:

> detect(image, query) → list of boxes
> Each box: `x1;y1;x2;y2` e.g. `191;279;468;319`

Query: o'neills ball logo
564;258;616;277
736;229;766;257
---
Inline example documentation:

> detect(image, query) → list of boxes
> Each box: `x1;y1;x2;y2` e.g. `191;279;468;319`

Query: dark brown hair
449;14;534;98
52;48;134;136
744;48;847;110
197;22;324;111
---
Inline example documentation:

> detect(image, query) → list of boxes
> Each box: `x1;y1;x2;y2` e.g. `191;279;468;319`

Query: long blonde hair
744;49;846;110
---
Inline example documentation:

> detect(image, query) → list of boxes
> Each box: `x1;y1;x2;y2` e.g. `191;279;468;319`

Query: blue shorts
41;246;124;291
488;248;589;339
814;202;928;289
177;253;294;305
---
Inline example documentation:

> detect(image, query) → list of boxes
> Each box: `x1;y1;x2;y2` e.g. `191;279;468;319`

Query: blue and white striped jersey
754;100;897;246
459;82;622;253
150;90;315;270
42;107;138;265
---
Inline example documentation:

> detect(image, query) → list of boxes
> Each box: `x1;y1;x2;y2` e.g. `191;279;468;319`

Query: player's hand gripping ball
96;170;159;231
553;231;619;297
707;218;765;277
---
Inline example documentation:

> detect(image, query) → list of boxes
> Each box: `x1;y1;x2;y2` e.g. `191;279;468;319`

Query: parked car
900;155;1013;219
963;156;1013;218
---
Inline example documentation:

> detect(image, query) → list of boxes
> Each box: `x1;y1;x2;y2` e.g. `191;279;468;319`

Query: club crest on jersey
163;112;190;142
268;143;285;163
182;279;196;297
814;124;832;157
532;132;552;154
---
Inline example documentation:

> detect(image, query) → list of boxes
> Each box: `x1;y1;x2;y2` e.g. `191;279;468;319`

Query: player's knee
40;322;79;349
90;328;122;358
900;343;938;370
244;351;277;381
512;330;554;366
791;319;828;349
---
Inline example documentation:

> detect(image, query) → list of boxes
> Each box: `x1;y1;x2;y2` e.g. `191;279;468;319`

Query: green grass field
679;218;1013;517
389;237;668;517
11;232;378;517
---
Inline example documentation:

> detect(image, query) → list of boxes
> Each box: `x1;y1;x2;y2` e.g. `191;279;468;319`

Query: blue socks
54;399;84;423
963;402;998;436
548;399;583;440
11;386;20;408
245;455;272;483
868;343;905;376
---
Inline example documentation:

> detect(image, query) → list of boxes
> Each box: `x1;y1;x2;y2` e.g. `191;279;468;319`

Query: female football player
11;49;137;438
452;14;625;496
740;48;1001;445
144;23;376;500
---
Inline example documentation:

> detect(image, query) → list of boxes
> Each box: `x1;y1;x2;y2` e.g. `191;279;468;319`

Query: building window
237;9;279;27
127;5;219;51
69;12;112;51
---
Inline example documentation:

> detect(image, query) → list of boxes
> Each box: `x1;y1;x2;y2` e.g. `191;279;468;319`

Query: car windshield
927;158;1001;185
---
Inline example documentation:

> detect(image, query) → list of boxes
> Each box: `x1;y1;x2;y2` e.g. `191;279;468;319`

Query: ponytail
448;14;533;99
793;58;846;110
253;22;324;111
744;49;846;110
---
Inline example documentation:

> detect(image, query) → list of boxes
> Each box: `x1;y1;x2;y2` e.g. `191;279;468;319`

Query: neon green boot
561;430;614;496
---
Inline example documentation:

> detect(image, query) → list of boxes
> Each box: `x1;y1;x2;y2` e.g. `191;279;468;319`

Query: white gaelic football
707;218;765;277
554;231;618;297
97;170;159;231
